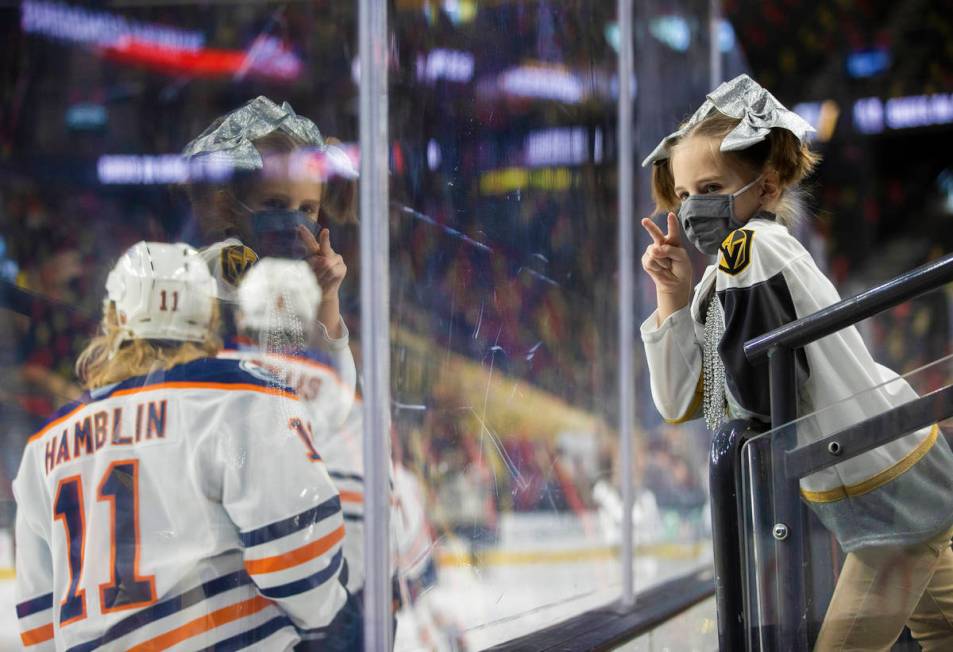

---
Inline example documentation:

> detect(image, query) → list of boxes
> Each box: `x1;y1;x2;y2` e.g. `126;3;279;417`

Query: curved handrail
744;253;953;364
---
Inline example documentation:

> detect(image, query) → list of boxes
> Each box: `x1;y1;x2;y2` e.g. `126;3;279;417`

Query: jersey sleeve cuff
640;305;692;344
315;317;350;352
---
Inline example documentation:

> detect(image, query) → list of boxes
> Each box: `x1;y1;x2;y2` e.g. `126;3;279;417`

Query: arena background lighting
21;0;301;81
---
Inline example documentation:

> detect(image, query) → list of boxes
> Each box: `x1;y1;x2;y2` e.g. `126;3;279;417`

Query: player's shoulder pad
28;396;88;441
222;335;257;352
25;359;295;446
221;339;338;376
717;219;805;287
103;357;294;398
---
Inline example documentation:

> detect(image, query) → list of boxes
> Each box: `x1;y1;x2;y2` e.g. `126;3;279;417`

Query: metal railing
707;253;953;650
708;419;765;650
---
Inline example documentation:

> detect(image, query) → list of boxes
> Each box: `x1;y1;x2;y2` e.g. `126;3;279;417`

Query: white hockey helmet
105;241;216;344
237;258;322;332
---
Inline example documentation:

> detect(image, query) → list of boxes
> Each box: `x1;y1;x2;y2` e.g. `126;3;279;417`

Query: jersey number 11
53;459;157;626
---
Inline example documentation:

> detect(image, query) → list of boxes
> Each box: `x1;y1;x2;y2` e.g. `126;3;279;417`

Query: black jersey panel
717;271;810;419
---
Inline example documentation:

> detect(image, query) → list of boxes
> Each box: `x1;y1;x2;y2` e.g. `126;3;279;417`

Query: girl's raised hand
640;212;693;313
298;225;347;338
298;225;347;298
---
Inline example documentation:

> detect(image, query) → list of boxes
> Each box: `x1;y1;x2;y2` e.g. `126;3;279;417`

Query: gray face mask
678;175;762;255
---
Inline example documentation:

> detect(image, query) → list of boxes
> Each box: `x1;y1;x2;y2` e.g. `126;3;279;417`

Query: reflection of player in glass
13;242;346;650
391;429;468;652
230;260;466;650
223;257;362;651
182;95;356;349
228;257;357;436
640;75;953;650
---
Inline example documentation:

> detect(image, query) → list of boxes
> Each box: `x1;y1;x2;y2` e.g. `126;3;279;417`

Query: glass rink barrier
0;0;730;651
386;1;717;649
740;350;953;651
6;0;953;651
3;1;372;651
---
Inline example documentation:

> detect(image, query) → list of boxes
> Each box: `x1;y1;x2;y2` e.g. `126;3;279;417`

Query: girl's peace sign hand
298;226;347;298
298;224;347;338
641;212;693;315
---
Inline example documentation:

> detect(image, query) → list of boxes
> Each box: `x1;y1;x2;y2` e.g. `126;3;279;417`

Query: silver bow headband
183;96;326;171
641;74;814;168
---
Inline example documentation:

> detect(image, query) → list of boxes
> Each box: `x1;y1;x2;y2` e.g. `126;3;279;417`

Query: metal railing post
359;0;391;649
709;420;761;651
617;0;636;609
768;346;807;650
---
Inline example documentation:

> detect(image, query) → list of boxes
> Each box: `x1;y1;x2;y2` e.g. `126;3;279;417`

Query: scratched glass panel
629;0;736;605
387;4;629;648
1;2;363;649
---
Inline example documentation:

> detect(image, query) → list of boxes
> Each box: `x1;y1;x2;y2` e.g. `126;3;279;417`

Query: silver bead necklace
703;293;728;430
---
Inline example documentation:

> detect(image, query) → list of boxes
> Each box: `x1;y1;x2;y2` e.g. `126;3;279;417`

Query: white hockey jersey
13;357;347;651
641;216;953;551
392;462;436;599
218;342;433;608
218;342;365;595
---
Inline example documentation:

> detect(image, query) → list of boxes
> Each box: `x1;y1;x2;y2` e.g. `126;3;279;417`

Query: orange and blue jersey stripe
199;613;297;651
256;548;345;599
328;470;364;523
240;495;346;600
244;525;345;576
61;497;344;650
17;592;54;647
64;570;256;651
238;495;341;548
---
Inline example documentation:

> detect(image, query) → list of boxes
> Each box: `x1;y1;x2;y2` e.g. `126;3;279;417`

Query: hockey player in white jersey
229;259;463;650
224;258;364;650
225;257;357;437
13;242;347;650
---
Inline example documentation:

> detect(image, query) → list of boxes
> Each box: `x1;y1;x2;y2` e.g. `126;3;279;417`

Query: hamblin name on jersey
42;399;168;475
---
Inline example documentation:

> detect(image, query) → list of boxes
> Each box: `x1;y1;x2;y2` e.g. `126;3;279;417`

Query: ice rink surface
408;552;710;650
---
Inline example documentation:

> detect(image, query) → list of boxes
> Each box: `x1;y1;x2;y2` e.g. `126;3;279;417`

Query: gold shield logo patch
718;229;754;275
221;245;258;285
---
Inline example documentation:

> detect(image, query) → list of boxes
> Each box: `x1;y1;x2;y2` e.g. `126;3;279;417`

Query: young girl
640;74;953;651
13;242;347;649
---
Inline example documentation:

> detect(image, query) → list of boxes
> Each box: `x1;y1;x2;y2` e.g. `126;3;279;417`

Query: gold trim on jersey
801;425;939;504
664;372;704;424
